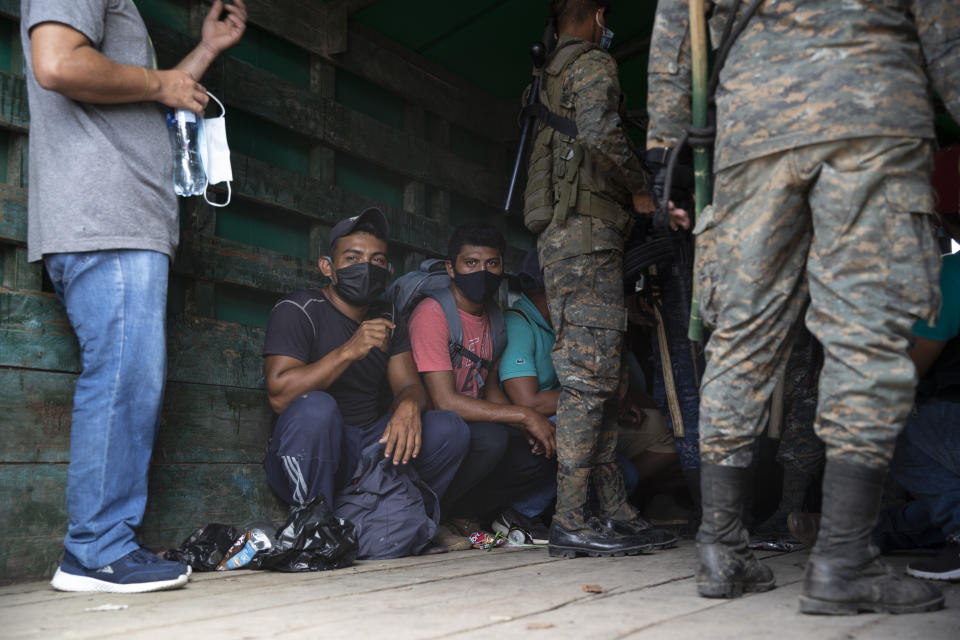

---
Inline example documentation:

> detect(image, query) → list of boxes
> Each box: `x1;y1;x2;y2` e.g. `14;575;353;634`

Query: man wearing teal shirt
494;251;678;545
886;213;960;581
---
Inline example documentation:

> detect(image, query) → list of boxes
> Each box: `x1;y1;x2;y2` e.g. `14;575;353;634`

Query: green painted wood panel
0;368;274;464
0;129;8;183
214;197;312;258
0;17;12;73
0;291;266;388
335;68;405;130
226;110;312;176
0;463;286;579
132;0;190;33
336;153;405;210
177;231;325;295
229;22;311;89
214;282;279;328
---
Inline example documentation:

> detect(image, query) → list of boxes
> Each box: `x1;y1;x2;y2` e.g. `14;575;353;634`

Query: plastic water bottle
167;109;205;196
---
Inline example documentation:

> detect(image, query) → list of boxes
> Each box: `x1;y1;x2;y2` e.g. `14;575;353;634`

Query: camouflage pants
696;137;940;470
776;325;824;475
543;249;636;525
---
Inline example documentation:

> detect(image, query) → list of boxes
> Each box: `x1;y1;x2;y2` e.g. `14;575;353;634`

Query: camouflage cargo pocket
883;176;940;326
563;303;627;384
693;204;720;330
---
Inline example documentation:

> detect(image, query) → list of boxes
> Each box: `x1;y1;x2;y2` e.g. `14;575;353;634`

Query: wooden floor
1;542;958;639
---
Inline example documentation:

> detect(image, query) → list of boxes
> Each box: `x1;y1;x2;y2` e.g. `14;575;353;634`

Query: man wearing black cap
262;208;470;515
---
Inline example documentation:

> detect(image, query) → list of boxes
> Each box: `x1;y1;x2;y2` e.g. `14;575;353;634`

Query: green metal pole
688;0;710;342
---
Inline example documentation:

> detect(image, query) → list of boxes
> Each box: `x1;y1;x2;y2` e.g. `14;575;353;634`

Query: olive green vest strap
545;39;598;77
574;190;628;224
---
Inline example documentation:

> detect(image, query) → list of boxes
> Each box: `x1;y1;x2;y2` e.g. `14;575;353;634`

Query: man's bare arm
422;370;556;457
911;336;948;380
264;318;394;414
378;351;429;465
29;0;246;113
503;375;561;417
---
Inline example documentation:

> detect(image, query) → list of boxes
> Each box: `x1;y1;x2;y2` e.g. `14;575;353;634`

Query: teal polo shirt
913;251;960;341
500;294;559;391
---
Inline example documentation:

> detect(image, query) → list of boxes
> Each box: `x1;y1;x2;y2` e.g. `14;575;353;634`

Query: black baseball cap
327;207;390;255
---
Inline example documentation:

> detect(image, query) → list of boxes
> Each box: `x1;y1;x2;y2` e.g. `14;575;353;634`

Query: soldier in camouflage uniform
530;0;686;557
647;0;958;613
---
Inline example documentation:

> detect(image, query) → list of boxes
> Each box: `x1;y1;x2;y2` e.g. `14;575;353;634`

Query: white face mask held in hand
199;92;233;208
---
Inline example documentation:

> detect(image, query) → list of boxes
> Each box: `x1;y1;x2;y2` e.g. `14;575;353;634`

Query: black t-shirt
263;289;410;428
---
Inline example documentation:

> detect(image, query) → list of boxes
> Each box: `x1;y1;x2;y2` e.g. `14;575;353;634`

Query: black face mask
329;261;390;306
454;269;503;304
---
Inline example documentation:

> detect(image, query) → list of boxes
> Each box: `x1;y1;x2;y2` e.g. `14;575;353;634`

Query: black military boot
592;462;678;550
678;467;702;539
799;461;944;615
754;465;814;541
697;464;776;598
549;465;652;558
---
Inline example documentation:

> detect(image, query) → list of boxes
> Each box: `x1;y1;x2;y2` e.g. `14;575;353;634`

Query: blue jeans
45;250;170;569
264;392;470;509
887;397;960;543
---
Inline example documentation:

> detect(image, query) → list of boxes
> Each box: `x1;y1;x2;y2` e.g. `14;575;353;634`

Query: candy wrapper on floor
470;530;506;550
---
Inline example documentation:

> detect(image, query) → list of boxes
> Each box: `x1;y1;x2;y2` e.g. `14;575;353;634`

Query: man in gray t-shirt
22;0;246;593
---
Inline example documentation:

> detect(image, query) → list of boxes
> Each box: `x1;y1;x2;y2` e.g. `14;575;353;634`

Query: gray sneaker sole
50;567;189;593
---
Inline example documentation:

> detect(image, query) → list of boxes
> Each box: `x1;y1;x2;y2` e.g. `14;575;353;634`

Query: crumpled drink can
216;527;275;571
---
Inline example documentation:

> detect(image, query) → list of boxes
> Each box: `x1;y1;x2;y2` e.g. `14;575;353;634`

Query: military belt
574;190;629;254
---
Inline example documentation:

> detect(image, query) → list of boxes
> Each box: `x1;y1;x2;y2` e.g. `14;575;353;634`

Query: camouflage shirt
647;0;960;171
559;34;647;198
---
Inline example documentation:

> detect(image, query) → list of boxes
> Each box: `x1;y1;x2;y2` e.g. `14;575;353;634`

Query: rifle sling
520;102;578;139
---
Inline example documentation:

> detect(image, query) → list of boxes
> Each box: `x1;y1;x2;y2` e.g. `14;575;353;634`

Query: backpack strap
425;288;505;391
424;287;465;363
485;300;507;365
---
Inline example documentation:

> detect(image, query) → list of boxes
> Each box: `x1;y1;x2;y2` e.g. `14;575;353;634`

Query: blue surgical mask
596;11;614;50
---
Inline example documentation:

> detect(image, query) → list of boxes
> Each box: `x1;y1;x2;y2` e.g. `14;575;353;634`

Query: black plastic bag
252;496;358;572
164;523;239;571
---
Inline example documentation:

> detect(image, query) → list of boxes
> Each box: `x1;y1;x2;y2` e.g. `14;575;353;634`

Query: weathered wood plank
335;24;515;144
176;230;325;295
0;0;17;20
147;21;507;209
240;0;344;58
0;70;28;133
0;289;77;373
0;3;512;146
226;152;453;256
0;368;274;464
7;245;41;289
140;463;287;553
0;155;452;258
0;463;286;580
0;290;266;388
2;55;507;216
166;314;265;388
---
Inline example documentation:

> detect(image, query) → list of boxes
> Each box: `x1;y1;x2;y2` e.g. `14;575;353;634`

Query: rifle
503;19;557;214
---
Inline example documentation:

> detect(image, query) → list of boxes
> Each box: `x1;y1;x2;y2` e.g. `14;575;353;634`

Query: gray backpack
384;258;507;390
334;443;439;559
